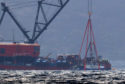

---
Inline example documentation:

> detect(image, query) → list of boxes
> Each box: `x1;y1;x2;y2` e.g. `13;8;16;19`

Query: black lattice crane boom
0;0;69;43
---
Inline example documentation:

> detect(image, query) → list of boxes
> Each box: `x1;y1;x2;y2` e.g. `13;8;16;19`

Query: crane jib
0;0;69;43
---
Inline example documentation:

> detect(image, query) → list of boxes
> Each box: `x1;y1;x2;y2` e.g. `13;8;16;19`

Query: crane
79;0;100;70
0;0;69;43
0;0;111;70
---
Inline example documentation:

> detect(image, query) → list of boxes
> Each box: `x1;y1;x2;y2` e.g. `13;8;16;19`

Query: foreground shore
0;70;125;84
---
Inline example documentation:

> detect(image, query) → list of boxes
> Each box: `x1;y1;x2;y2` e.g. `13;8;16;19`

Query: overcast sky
0;0;125;68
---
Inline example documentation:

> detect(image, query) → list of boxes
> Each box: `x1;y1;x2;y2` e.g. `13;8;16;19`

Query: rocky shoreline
0;70;125;84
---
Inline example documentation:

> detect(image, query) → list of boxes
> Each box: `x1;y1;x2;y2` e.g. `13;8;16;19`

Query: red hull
0;65;69;70
0;64;111;70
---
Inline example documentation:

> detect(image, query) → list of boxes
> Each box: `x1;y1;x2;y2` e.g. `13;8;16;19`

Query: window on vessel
0;48;5;54
34;46;40;52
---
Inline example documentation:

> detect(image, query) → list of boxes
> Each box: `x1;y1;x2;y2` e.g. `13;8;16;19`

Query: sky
0;0;125;68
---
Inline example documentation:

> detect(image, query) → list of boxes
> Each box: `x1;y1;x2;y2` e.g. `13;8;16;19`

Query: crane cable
79;0;93;59
88;0;92;17
79;0;100;70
